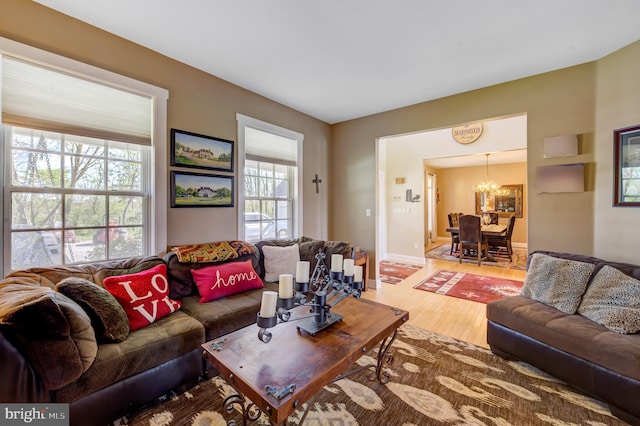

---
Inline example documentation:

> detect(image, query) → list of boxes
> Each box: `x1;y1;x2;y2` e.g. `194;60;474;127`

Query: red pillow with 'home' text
191;259;264;303
104;264;182;331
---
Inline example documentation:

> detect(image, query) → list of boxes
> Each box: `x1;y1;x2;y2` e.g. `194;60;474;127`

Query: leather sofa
486;250;640;425
0;237;352;425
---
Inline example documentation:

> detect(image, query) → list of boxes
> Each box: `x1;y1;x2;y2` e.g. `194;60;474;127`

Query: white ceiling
34;1;640;124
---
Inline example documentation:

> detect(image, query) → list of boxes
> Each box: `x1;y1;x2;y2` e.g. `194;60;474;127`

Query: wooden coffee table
201;297;409;425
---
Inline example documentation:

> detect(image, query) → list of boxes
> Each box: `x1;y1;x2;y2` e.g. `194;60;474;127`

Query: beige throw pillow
520;253;595;314
262;244;300;282
577;265;640;334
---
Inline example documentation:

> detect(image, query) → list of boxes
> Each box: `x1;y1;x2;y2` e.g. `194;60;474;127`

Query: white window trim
0;37;168;275
236;113;303;240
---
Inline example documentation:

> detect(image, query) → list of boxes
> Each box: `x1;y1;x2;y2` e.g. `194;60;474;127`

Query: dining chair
489;213;499;224
447;212;461;255
487;215;516;261
458;214;488;266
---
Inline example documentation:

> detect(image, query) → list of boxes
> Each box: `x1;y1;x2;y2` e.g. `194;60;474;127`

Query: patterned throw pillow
262;244;300;282
103;264;182;331
577;265;640;334
56;277;130;342
520;253;595;314
191;259;264;303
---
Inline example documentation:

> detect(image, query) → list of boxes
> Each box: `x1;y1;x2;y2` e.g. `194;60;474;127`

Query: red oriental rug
379;260;423;284
413;269;524;304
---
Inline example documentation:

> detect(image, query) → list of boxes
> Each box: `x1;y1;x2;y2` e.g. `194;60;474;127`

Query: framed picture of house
170;171;234;208
614;124;640;207
170;129;234;172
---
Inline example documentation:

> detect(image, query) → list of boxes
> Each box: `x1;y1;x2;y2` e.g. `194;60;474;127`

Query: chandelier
473;153;510;196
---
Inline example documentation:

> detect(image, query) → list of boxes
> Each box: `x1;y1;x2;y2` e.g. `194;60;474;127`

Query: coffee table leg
370;329;398;384
223;393;262;425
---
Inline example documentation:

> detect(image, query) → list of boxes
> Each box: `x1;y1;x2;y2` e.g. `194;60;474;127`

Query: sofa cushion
299;240;326;275
103;264;182;331
520;253;595;314
56;277;130;343
578;265;640;334
53;310;205;403
0;283;97;390
323;240;353;260
487;295;640;382
191;259;264;303
181;282;279;340
262;244;300;282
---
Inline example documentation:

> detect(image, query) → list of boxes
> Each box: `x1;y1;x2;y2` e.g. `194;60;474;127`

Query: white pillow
262;244;300;282
577;265;640;334
520;253;595;314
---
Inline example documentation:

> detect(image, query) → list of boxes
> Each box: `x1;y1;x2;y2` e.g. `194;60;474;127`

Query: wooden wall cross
312;174;322;193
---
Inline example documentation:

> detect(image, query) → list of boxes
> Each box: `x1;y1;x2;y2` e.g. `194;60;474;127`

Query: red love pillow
191;259;264;303
103;264;182;331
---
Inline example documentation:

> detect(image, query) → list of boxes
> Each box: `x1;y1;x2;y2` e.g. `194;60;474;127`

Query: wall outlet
413;242;419;249
365;208;371;217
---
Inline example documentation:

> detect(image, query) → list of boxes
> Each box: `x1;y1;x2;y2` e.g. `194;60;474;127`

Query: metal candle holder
257;249;363;343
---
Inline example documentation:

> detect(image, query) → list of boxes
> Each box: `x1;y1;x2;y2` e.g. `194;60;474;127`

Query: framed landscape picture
171;129;234;172
614;124;640;206
170;171;234;208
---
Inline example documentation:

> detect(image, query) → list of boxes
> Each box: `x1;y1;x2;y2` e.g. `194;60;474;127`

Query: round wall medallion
452;122;483;144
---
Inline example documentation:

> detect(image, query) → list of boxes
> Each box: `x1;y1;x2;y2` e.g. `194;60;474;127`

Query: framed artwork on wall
170;128;234;172
614;125;640;207
170;171;234;208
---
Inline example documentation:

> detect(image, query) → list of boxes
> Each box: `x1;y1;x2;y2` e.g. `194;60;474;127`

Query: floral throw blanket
171;241;255;263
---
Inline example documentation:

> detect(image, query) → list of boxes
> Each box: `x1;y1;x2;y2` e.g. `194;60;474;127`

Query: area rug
413;269;525;304
379;260;423;284
123;324;625;426
425;244;528;270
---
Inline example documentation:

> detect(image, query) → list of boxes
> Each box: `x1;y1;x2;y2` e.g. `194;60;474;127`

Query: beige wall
332;63;598;270
436;162;527;244
0;0;332;247
594;40;640;261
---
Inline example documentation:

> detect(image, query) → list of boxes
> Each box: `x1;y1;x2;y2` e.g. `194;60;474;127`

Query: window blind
1;55;152;145
245;126;297;166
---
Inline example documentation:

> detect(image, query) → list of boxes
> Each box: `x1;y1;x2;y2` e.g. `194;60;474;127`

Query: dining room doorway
375;112;527;275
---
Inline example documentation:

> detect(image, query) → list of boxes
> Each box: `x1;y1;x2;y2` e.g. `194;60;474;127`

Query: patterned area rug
414;269;525;304
123;324;625;425
379;260;423;284
425;244;528;270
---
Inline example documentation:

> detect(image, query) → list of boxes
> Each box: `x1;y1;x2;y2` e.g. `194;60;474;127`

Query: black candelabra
256;249;363;343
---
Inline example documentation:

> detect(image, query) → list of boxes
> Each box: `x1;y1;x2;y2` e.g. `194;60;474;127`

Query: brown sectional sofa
0;237;351;425
487;250;640;425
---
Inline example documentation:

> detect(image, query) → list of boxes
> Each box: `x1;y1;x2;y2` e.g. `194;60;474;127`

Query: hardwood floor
361;245;526;348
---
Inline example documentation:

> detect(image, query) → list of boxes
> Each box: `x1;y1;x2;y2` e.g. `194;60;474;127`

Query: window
237;114;303;242
1;38;168;275
6;127;146;270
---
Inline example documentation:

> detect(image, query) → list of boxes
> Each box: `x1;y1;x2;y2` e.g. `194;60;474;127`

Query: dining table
446;223;507;237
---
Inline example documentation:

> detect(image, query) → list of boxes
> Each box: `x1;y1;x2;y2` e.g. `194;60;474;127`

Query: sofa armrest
0;330;48;402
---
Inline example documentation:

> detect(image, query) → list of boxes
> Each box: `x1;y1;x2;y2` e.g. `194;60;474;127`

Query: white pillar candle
260;291;278;318
343;258;355;276
296;261;310;283
331;254;343;273
279;274;294;299
354;265;363;282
